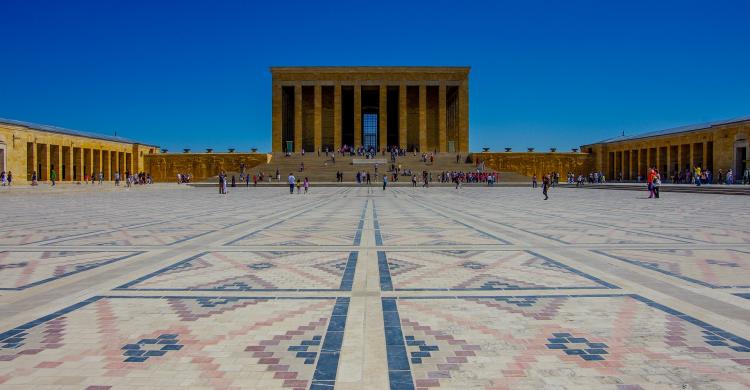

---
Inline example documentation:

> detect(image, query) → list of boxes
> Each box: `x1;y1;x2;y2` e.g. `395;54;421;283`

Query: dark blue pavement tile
312;352;340;382
389;370;415;390
321;332;344;353
387;345;411;371
124;357;148;363
581;354;604;361
378;251;393;291
385;327;406;346
309;295;350;386
338;252;358;291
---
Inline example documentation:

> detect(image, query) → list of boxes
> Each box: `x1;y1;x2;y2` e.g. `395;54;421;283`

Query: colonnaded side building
580;116;750;180
0;118;159;183
271;67;470;153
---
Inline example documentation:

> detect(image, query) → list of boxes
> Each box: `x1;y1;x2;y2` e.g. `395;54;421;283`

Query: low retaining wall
472;152;594;178
144;153;271;182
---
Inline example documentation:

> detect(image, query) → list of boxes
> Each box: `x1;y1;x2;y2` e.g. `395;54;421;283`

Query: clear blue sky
1;0;748;152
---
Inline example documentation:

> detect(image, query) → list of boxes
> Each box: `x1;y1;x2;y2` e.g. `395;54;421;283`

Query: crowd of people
2;170;152;188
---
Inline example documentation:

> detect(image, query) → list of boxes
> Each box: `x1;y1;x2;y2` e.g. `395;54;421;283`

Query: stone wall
144;153;271;182
473;152;594;178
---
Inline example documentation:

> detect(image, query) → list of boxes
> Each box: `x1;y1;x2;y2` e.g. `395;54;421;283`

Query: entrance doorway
363;112;378;150
0;143;5;173
737;146;747;177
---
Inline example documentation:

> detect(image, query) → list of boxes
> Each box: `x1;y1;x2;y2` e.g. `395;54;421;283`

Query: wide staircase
215;152;529;183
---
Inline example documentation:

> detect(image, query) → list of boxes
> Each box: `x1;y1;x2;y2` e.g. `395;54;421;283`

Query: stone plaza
0;185;748;389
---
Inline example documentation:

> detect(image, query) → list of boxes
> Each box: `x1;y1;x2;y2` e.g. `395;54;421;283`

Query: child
296;179;301;194
303;177;309;193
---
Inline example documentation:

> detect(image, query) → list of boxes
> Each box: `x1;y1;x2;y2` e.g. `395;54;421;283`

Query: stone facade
476;152;594;178
581;117;750;180
0;119;158;184
271;67;470;153
144;153;271;182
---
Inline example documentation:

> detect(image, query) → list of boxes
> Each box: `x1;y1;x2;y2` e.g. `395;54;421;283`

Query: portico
271;66;470;153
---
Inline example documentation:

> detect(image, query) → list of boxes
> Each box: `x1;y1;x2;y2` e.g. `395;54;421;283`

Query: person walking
542;174;550;200
1;171;6;186
303;177;309;193
653;170;661;198
694;166;702;186
50;169;57;186
218;173;224;194
647;168;655;198
532;175;537;188
31;171;38;186
7;171;11;186
382;174;388;190
288;173;295;194
115;171;120;186
98;171;103;185
296;179;301;194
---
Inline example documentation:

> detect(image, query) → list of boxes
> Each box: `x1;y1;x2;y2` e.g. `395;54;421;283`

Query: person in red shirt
647;168;655;198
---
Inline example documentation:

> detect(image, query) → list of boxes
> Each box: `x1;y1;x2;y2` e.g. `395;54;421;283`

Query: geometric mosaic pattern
594;249;750;288
46;228;215;246
378;250;617;290
117;251;357;291
384;295;750;389
2;186;749;389
0;296;349;389
0;251;141;290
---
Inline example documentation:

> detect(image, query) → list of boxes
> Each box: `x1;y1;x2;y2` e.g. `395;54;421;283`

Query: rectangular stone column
30;142;37;181
438;82;447;153
399;84;407;149
314;83;322;153
656;146;661;173
379;84;387;151
354;82;362;147
55;145;62;180
628;149;633;180
418;84;427;152
294;83;302;153
646;148;651;169
78;148;84;181
689;143;695;169
635;149;641;179
89;148;95;177
68;146;74;181
677;145;683;173
334;83;342;150
44;144;51;181
620;150;625;177
613;151;618;178
459;79;469;153
98;149;103;176
272;83;282;152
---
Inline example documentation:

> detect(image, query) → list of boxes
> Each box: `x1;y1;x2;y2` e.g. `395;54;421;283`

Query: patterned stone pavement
0;185;748;389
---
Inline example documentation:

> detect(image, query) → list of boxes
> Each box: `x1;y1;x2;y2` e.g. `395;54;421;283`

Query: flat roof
271;66;470;74
590;115;750;145
0;117;157;146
